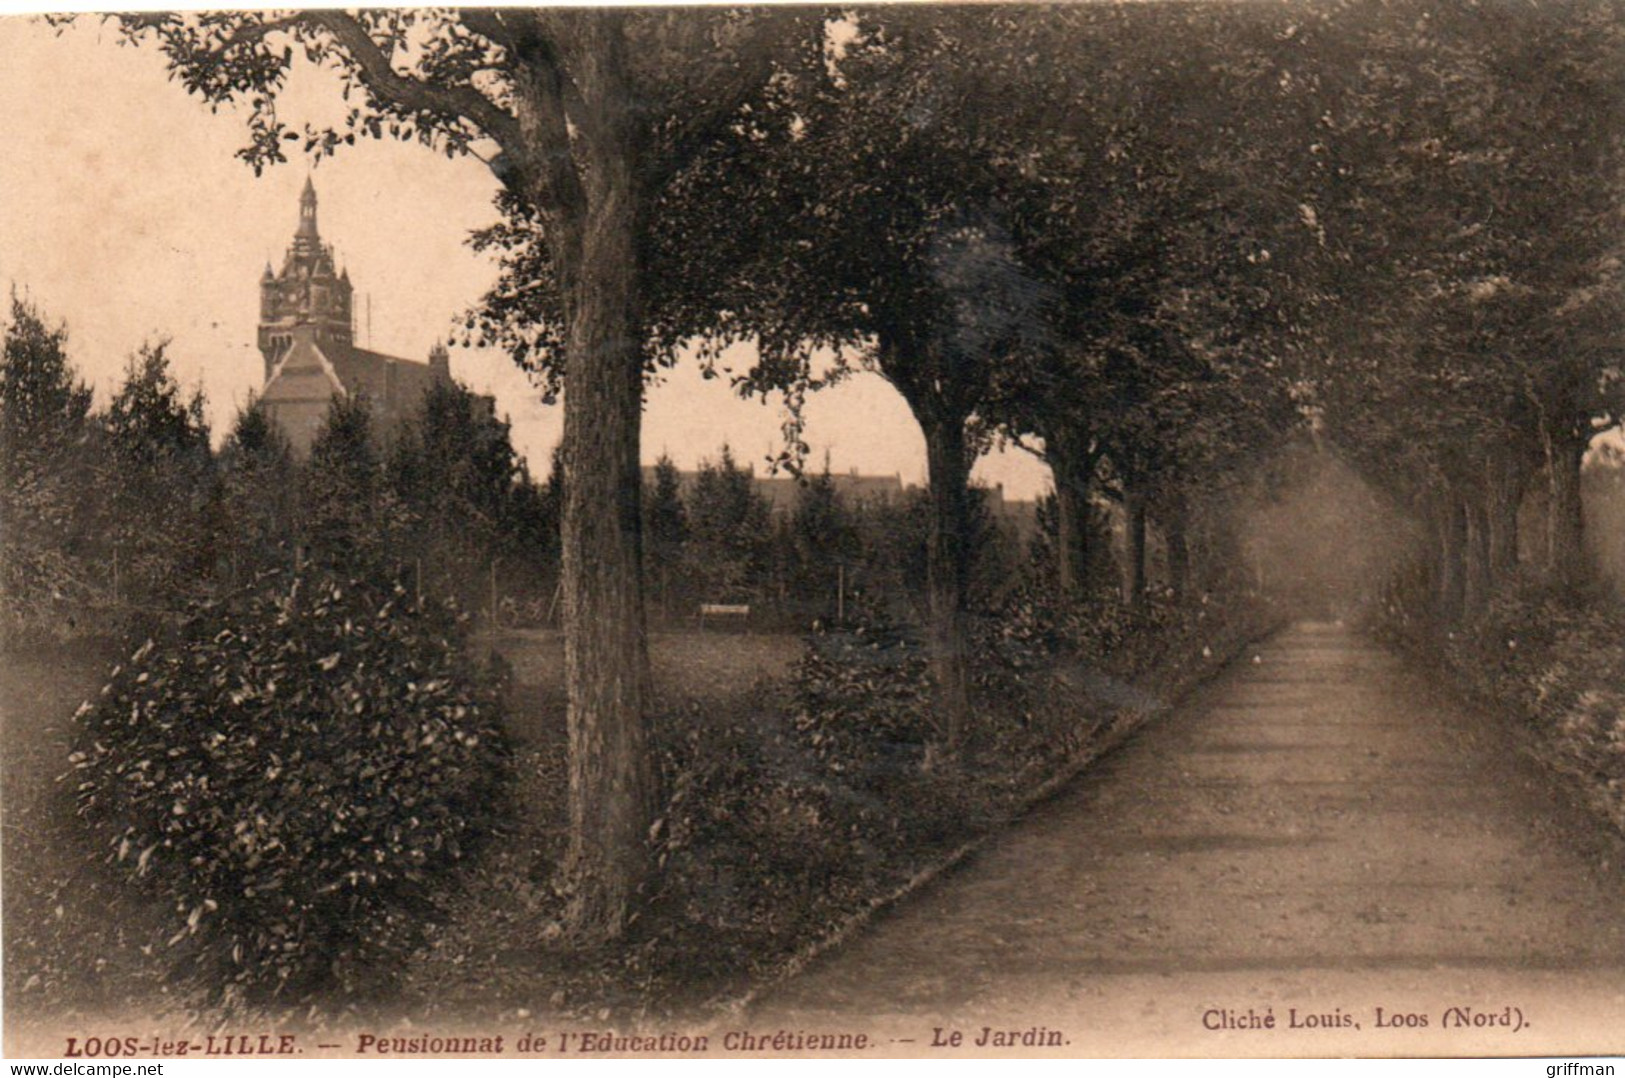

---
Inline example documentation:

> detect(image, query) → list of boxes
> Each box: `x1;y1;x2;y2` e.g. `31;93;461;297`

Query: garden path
746;623;1625;1056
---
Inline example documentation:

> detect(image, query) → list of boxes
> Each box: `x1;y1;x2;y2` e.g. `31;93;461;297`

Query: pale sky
0;15;1051;499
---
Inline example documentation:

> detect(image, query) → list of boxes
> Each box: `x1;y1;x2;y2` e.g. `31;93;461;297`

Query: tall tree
642;454;688;619
218;394;297;583
684;9;1056;754
684;445;772;606
1307;1;1625;602
111;9;818;937
389;379;532;609
791;464;859;619
0;297;96;639
99;342;217;613
984;2;1315;604
302;391;389;568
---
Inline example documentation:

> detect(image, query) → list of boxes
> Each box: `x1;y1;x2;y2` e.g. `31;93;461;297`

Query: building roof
262;329;432;401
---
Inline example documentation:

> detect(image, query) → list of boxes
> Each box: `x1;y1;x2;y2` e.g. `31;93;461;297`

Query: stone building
257;179;451;455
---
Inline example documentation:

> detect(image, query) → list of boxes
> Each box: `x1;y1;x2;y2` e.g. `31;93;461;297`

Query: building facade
258;179;451;455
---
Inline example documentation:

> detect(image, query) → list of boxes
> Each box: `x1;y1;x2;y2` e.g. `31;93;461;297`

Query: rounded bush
68;569;512;1006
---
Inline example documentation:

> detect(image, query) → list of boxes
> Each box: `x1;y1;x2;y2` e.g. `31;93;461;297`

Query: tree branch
642;11;809;198
215;13;308;53
1008;434;1049;462
458;9;518;53
305;10;521;152
503;14;588;236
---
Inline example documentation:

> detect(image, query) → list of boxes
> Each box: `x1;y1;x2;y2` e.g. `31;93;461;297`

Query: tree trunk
1485;456;1521;583
546;26;654;942
1464;495;1490;618
922;414;973;759
1049;441;1094;596
1163;502;1190;606
1545;428;1587;587
1193;512;1237;596
1436;495;1466;624
1124;486;1148;612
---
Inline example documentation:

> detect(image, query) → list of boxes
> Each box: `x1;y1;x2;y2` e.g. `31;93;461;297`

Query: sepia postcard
3;3;1625;1064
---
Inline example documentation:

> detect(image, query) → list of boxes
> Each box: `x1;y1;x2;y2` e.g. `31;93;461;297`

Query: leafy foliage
69;570;512;1007
644;695;884;971
790;607;936;782
97;342;219;618
1374;578;1625;839
683;445;773;605
0;297;97;643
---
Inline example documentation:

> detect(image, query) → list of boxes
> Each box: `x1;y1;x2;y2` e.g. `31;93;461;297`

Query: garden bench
697;602;751;629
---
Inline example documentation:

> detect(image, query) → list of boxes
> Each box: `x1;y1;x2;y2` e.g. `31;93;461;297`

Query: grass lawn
1;644;175;1042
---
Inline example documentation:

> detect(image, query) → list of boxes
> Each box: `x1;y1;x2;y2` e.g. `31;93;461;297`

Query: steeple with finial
253;177;488;460
293;175;320;254
258;178;354;380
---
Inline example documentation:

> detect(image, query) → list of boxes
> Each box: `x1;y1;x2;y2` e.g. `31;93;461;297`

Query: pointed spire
262;260;274;281
296;176;319;241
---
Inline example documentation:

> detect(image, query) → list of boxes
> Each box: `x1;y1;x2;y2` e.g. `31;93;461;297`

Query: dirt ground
744;622;1625;1057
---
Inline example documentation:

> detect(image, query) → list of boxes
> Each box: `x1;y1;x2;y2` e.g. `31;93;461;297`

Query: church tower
255;177;463;457
257;178;354;381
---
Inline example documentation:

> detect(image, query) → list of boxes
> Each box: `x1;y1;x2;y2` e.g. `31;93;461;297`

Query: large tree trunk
922;414;973;759
1545;427;1587;587
544;24;654;942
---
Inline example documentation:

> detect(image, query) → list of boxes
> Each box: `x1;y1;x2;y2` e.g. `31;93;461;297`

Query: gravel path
745;623;1625;1057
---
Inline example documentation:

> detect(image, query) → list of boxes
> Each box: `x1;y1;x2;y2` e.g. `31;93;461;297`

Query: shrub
963;598;1076;766
789;608;935;783
68;568;512;1008
644;698;873;968
624;584;1267;994
641;688;968;982
1416;578;1625;836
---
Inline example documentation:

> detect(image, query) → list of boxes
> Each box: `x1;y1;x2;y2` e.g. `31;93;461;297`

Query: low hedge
1444;583;1625;835
1371;574;1625;839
